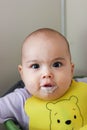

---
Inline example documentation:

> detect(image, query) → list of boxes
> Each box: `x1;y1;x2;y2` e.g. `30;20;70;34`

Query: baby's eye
53;62;62;68
31;64;40;69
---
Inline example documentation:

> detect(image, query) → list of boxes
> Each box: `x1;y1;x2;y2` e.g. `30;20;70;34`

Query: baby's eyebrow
52;57;65;62
54;57;65;60
26;60;38;63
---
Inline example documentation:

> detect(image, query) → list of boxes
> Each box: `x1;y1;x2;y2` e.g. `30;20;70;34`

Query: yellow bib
25;80;87;130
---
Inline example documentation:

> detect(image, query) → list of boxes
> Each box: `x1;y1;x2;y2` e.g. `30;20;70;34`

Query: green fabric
4;120;22;130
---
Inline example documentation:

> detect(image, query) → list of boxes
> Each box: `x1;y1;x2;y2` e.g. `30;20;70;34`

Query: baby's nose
42;74;53;79
41;69;53;79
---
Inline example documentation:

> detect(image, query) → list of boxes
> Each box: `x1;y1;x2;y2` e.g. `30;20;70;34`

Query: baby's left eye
53;62;62;68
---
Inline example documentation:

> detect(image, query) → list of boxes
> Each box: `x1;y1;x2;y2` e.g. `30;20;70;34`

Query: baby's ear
18;65;23;78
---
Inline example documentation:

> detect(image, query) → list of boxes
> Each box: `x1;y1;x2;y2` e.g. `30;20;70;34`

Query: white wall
0;1;61;129
66;0;87;76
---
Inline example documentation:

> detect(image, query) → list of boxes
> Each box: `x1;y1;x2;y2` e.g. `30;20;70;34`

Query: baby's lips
43;84;53;87
40;82;55;88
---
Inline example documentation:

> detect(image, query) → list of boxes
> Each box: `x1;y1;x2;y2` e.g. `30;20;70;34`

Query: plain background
66;0;87;76
0;0;87;129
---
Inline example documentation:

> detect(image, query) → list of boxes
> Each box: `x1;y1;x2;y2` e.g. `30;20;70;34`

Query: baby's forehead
23;31;67;48
21;30;71;59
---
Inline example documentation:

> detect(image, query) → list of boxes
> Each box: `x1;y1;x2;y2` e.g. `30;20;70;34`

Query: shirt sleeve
0;87;30;127
75;77;87;83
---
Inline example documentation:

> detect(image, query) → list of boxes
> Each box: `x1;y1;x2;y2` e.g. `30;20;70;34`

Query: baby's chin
37;94;58;101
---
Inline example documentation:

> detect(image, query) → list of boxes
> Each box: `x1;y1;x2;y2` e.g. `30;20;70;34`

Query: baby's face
19;34;74;100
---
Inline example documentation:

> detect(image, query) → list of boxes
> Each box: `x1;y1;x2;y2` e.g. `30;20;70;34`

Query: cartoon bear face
46;96;83;130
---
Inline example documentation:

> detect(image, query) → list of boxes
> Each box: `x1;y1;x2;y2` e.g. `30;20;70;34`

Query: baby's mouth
41;84;57;94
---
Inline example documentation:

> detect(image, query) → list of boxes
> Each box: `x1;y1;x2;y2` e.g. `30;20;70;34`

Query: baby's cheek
26;82;38;93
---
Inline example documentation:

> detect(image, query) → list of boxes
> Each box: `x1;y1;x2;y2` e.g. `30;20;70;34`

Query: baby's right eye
31;64;40;69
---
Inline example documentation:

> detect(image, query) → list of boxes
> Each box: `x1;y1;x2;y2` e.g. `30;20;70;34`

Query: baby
0;28;87;130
